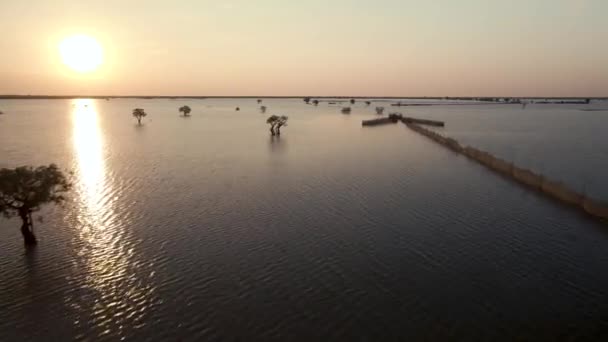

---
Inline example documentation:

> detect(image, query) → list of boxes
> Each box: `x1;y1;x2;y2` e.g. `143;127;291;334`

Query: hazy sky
1;0;607;96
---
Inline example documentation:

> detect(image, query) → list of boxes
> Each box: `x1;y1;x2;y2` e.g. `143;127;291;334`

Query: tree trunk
270;125;275;136
19;209;37;246
137;117;142;125
276;125;281;135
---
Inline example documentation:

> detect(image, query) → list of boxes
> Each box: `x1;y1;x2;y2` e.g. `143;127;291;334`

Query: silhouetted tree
312;100;319;106
585;98;591;104
303;97;311;104
365;101;371;106
0;164;71;246
375;107;385;115
179;105;192;117
260;106;267;113
257;99;263;104
267;115;279;135
266;115;289;135
132;108;147;125
350;99;355;104
275;116;288;135
341;107;352;114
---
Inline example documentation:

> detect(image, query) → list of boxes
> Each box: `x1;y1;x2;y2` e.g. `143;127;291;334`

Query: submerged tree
257;99;263;104
179;105;192;117
275;115;288;135
266;115;288;135
260;106;267;113
303;97;311;104
312;100;319;106
341;107;352;114
375;107;385;115
365;101;371;106
0;164;71;246
267;115;279;135
132;108;147;125
350;99;355;105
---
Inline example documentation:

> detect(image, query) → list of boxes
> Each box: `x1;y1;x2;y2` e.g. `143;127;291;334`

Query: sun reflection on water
71;99;155;337
73;99;105;212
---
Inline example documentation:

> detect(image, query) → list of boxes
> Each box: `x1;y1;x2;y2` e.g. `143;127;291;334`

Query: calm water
1;98;608;340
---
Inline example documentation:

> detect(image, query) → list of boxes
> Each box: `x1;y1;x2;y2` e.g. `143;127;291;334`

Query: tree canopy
179;105;192;116
0;165;70;216
0;164;71;245
132;108;147;124
267;115;288;135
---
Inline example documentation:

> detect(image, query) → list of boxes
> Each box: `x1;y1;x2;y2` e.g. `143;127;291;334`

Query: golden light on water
73;99;105;200
71;100;155;324
60;35;103;73
72;99;117;283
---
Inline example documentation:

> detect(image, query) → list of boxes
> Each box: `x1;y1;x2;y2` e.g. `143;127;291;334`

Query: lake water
1;98;608;340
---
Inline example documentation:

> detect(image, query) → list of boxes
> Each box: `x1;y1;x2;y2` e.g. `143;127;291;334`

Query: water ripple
2;100;608;340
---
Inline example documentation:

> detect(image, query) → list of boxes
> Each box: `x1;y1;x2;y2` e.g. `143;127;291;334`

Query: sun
59;35;103;73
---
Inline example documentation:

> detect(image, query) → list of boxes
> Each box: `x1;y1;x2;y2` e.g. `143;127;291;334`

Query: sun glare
59;35;103;73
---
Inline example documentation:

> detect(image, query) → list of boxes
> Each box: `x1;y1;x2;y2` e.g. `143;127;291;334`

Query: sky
0;0;607;97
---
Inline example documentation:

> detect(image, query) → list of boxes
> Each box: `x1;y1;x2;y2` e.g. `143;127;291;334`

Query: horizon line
1;95;607;100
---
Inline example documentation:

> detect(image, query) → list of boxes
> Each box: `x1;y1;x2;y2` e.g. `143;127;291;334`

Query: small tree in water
267;115;288;135
0;164;71;246
303;97;311;104
179;105;192;117
260;106;267;113
132;108;147;125
267;115;279;135
275;115;288;135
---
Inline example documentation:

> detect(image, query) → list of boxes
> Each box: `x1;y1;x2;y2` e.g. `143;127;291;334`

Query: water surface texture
1;99;608;340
